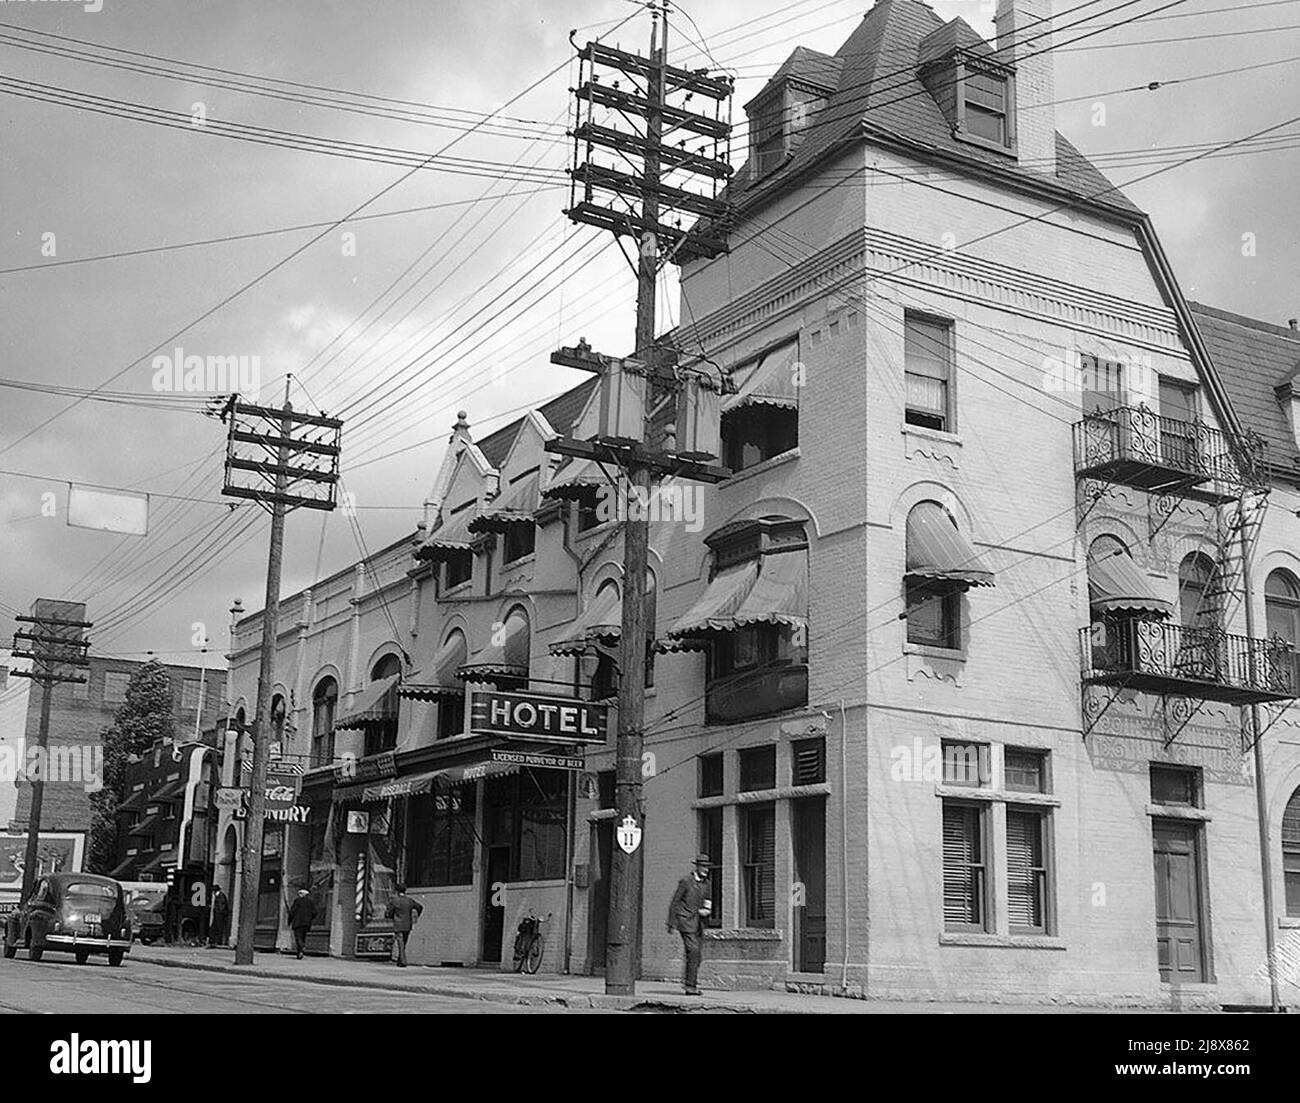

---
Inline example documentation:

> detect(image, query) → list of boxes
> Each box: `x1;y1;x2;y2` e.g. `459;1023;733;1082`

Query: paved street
0;956;584;1014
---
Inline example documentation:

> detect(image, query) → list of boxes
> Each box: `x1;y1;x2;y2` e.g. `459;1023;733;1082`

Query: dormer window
751;91;785;177
918;20;1016;156
744;53;836;182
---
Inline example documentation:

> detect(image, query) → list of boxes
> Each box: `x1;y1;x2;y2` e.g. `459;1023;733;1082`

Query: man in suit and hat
666;852;713;995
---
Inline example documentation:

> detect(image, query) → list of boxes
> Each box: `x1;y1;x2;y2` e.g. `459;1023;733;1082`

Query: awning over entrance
458;615;530;681
361;771;441;802
334;674;400;731
542;457;607;503
550;585;622;656
469;471;540;534
414;506;476;563
905;502;995;587
1089;549;1173;616
723;341;801;412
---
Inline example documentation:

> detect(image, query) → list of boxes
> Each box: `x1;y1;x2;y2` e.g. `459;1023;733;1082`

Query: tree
87;661;176;874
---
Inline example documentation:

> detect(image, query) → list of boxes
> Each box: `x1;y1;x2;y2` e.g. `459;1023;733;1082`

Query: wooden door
1152;821;1206;983
481;846;510;963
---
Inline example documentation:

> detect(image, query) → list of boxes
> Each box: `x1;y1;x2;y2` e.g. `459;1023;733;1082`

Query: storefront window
408;785;477;887
484;769;568;882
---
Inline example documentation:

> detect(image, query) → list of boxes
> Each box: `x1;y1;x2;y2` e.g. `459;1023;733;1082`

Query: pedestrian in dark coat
287;888;316;959
666;853;712;995
208;885;230;948
385;883;423;967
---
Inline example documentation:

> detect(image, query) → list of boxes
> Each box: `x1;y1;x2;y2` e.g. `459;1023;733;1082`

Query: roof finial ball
454;410;470;430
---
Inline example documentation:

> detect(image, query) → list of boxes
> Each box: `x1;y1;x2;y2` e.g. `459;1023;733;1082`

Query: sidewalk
129;944;1044;1013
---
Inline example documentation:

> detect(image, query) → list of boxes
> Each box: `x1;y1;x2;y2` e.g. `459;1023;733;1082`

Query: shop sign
355;931;394;957
214;787;243;810
334;750;397;784
491;749;585;771
469;690;608;744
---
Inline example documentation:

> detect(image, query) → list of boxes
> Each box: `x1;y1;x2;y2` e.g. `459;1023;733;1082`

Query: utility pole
222;377;342;965
10;599;91;901
553;3;733;995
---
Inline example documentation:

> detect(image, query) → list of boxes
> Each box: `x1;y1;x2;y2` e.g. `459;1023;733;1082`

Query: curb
132;953;777;1013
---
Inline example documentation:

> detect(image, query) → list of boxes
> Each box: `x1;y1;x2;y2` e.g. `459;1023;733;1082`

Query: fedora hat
692;853;711;866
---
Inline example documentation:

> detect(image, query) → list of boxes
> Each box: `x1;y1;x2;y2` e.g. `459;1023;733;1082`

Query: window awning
362;771;441;802
469;472;540;534
550;585;622;656
128;814;159;837
542;457;607;503
399;635;467;701
414;506;476;562
1089;550;1173;617
722;341;801;413
333;674;400;731
150;780;186;802
458;615;530;680
140;850;177;874
660;552;809;653
335;762;517;804
119;790;146;813
905;502;995;587
108;857;135;880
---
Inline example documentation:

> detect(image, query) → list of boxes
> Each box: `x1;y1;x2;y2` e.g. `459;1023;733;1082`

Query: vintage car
120;882;168;945
2;872;132;966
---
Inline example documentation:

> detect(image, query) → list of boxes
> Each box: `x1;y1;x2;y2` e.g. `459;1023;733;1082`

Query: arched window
1266;570;1300;646
311;677;338;768
1178;552;1216;629
1284;787;1300;918
436;629;468;741
589;581;620;702
904;501;994;649
270;694;286;747
365;654;402;756
498;606;531;692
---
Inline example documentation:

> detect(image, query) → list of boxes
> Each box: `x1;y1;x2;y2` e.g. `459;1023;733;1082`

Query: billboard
0;832;85;909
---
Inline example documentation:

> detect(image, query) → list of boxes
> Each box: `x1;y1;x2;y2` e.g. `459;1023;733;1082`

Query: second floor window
502;523;535;565
904;314;954;432
903;501;994;651
721;339;800;474
311;678;337;769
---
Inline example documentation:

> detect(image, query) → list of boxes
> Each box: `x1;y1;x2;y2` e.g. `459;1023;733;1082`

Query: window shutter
792;738;826;786
1007;808;1044;931
942;804;979;926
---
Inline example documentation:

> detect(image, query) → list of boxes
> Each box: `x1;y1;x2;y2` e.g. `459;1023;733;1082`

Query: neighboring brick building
10;656;227;838
220;0;1300;1008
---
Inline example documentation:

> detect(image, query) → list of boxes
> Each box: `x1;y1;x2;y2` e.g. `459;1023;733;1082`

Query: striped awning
333;674;400;731
550;585;622;656
722;341;801;413
414;505;476;563
469;472;540;534
118;790;147;813
542;458;607;503
905;502;995;587
399;634;467;702
459;614;530;680
1089;549;1173;617
335;763;516;804
660;552;808;653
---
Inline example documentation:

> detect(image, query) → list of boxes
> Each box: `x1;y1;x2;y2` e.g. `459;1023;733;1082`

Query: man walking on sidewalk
287;888;316;959
666;853;713;995
385;883;422;967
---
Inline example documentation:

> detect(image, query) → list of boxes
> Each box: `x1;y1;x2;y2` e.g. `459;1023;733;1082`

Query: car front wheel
75;950;90;965
28;940;43;962
107;949;124;967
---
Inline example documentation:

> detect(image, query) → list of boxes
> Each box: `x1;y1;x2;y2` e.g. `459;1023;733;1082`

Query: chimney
995;0;1056;178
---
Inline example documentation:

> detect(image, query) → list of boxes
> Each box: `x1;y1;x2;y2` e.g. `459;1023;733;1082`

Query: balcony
1072;406;1262;502
706;662;809;724
1081;619;1298;706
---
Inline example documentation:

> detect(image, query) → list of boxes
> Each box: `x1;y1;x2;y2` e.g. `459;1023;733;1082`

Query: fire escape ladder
1200;489;1269;630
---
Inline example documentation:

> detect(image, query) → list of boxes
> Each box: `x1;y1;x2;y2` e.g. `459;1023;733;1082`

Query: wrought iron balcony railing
1072;405;1264;498
1081;619;1298;705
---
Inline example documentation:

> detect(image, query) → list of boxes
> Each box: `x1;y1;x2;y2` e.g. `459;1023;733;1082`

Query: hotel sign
469;690;609;745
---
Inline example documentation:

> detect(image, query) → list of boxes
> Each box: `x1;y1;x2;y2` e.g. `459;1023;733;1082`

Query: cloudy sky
0;0;1297;665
